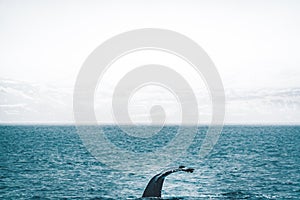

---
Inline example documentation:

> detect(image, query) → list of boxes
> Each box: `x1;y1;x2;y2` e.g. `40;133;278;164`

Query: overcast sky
1;0;300;124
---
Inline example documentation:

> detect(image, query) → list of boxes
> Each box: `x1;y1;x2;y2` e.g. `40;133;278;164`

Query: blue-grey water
1;125;299;199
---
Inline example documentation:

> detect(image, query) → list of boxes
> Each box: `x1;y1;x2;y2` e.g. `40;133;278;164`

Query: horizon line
1;122;300;126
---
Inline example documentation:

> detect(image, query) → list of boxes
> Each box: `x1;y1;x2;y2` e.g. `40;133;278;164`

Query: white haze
1;0;300;124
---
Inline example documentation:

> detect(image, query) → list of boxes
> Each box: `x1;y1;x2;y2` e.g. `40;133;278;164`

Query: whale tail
142;166;194;198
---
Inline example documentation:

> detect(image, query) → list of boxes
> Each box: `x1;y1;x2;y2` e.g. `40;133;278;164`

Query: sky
0;0;300;124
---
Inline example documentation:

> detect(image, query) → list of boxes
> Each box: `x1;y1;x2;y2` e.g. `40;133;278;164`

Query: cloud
225;88;300;124
0;77;299;124
0;78;73;124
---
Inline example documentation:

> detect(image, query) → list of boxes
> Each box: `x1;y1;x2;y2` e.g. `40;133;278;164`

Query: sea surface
0;125;299;199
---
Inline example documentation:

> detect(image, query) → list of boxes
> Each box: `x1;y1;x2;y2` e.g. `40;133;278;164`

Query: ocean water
0;125;299;199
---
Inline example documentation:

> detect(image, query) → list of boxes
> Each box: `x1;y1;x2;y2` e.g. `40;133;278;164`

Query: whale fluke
142;166;194;198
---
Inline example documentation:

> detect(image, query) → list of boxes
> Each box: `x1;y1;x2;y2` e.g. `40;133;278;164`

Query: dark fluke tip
179;165;194;173
185;168;194;173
